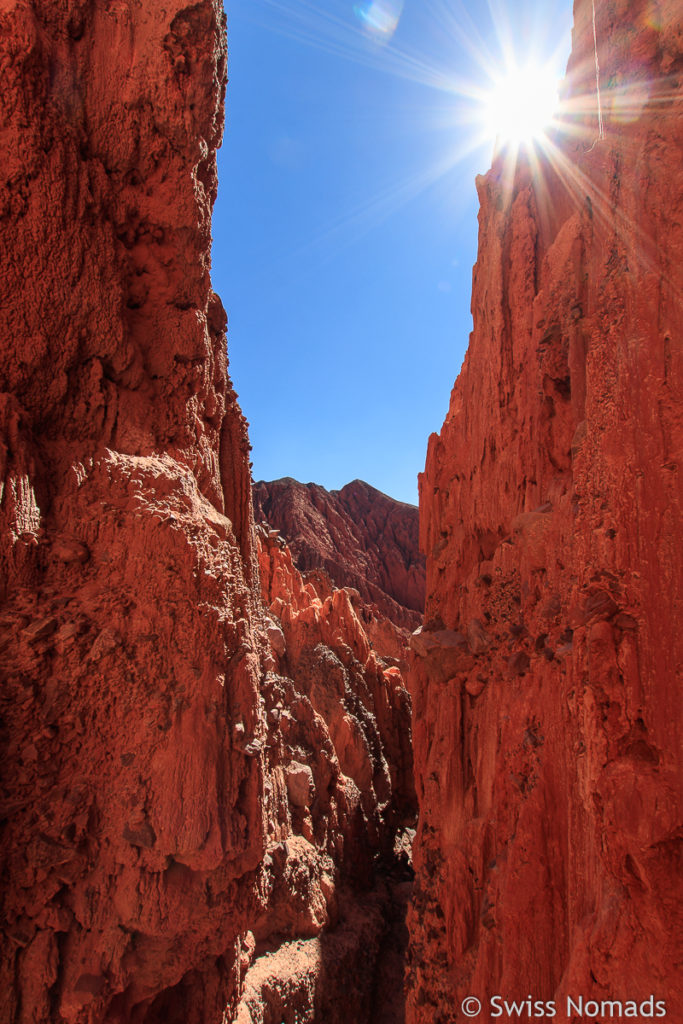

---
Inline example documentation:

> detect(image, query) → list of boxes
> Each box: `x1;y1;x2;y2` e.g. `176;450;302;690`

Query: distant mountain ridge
253;477;425;630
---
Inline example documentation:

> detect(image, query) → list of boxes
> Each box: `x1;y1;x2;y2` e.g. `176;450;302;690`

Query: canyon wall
0;2;263;1019
407;1;682;1021
0;2;414;1022
253;478;425;630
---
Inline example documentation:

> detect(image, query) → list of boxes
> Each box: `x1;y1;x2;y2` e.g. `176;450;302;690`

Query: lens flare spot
482;63;560;147
354;0;403;42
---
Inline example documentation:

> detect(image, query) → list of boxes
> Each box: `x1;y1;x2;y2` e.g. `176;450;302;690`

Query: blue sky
212;0;574;504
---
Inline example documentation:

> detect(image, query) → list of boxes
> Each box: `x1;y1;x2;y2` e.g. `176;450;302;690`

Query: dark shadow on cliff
313;866;414;1024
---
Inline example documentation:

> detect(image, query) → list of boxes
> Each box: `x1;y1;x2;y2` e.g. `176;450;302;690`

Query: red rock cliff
253;478;425;630
408;2;682;1021
0;2;415;1022
0;1;266;1020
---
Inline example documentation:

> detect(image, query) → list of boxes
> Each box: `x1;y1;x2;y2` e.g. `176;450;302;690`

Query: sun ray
232;0;576;161
238;0;487;96
237;136;485;291
225;0;683;310
482;62;561;148
482;100;683;313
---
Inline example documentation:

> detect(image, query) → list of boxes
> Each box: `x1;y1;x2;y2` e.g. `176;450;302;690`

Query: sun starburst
481;62;561;148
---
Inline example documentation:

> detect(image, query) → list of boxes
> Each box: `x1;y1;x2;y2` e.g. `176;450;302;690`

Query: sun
482;63;561;148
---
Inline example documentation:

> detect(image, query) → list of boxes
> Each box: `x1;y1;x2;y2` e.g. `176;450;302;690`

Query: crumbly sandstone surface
407;2;682;1020
0;3;415;1022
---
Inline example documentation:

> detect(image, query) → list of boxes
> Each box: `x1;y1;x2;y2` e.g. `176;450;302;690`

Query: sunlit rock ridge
406;0;682;1020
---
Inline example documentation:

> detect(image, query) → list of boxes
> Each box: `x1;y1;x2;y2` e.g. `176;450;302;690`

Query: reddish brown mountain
253;478;425;630
407;2;682;1021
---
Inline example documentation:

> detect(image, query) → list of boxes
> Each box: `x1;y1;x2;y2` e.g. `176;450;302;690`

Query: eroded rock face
0;2;415;1022
253;478;425;630
0;0;265;1019
407;2;682;1021
232;527;417;1024
257;528;416;843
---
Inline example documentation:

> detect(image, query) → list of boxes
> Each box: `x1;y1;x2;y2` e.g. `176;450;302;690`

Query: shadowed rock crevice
226;527;417;1023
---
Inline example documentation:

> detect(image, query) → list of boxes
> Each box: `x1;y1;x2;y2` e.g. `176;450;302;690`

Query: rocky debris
0;1;416;1021
235;885;408;1024
224;528;418;1022
258;526;416;837
407;2;682;1021
285;763;315;809
253;477;425;629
